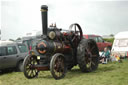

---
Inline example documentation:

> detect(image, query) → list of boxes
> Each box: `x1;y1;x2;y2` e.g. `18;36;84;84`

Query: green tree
9;39;14;41
110;34;114;37
16;37;21;40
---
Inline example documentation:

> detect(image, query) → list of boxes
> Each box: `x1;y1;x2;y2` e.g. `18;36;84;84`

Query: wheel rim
24;56;39;78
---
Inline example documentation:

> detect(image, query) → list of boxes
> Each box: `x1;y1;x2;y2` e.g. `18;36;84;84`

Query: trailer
111;31;128;58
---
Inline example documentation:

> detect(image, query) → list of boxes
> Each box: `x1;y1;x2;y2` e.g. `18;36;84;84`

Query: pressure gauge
48;31;56;39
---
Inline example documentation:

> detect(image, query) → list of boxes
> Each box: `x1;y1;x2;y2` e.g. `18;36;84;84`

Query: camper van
111;31;128;58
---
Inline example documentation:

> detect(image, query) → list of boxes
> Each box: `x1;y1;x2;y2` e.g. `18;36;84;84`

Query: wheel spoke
26;69;30;74
72;36;76;42
75;25;76;33
26;67;30;71
28;70;32;76
88;62;92;70
86;61;91;68
87;42;91;51
30;70;34;77
33;70;36;75
91;61;95;65
59;68;61;77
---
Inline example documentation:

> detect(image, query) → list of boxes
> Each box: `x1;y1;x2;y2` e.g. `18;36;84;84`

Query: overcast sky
1;0;128;40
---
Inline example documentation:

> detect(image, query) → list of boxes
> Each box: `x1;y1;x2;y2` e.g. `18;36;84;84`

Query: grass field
0;59;128;85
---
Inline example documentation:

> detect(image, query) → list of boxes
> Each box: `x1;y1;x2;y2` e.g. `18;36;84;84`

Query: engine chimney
41;5;48;37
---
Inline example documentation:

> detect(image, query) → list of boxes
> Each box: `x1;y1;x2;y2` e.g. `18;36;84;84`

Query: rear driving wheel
77;39;99;72
23;55;39;79
50;53;66;80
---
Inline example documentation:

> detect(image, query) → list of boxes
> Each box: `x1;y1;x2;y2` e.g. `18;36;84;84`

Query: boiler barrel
36;40;71;55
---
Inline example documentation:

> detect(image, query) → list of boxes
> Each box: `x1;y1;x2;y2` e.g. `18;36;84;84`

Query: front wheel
23;55;39;79
50;53;67;80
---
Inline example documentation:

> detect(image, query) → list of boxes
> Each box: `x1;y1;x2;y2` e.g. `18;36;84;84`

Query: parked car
0;40;28;72
83;35;112;51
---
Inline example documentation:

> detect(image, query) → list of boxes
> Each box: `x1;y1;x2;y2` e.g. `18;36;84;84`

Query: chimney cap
41;5;48;10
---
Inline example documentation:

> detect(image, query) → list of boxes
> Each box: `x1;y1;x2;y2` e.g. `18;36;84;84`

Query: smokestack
41;5;48;37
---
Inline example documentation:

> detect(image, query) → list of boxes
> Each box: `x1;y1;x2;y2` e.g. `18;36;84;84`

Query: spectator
110;54;116;62
100;47;110;64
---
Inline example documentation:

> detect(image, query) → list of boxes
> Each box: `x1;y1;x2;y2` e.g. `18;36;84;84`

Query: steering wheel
69;23;83;44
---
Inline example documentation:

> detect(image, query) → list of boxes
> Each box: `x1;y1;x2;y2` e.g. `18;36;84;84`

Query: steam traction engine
23;5;99;80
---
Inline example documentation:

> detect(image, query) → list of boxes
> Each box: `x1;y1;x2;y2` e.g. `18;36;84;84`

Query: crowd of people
99;47;122;64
